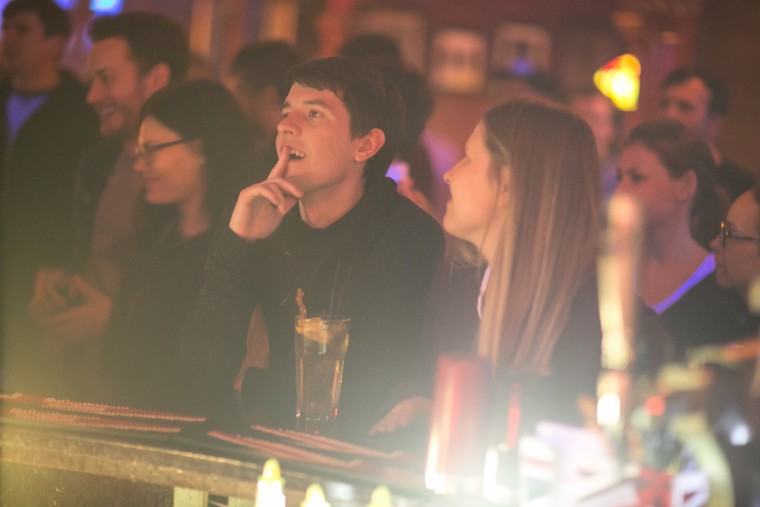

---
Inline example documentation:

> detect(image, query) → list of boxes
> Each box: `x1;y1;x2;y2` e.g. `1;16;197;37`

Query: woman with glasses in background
615;120;754;358
712;182;760;310
104;80;251;415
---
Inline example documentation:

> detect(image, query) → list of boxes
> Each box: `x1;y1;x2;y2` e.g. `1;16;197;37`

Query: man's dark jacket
1;71;98;336
183;177;445;442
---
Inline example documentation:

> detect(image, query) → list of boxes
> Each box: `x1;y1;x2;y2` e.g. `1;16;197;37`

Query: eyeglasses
134;138;197;160
719;221;760;248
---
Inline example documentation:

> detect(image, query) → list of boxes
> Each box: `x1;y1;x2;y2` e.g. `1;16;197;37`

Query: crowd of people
1;0;759;489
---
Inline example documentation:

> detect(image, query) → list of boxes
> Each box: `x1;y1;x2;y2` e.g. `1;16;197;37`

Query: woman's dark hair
624;119;720;247
140;80;252;218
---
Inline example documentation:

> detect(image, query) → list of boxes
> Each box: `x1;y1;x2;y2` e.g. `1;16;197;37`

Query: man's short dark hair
2;0;70;39
286;57;404;182
88;11;189;84
661;66;729;117
230;41;302;102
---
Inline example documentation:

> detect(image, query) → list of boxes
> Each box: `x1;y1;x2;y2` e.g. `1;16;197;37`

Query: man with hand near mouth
183;58;444;441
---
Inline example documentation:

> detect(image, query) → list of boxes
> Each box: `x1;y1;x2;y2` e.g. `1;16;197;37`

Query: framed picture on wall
429;28;488;94
354;8;428;73
491;22;551;77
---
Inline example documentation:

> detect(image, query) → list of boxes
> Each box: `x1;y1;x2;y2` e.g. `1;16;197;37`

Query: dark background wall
697;0;760;172
57;0;760;174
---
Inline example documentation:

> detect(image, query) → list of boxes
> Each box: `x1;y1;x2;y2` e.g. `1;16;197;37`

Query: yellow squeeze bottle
254;458;285;507
301;483;331;507
367;485;393;507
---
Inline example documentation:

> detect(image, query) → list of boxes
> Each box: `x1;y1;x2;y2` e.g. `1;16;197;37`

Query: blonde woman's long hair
478;99;600;376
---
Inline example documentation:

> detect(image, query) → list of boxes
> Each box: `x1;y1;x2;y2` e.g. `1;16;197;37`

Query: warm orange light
594;54;641;112
643;395;666;417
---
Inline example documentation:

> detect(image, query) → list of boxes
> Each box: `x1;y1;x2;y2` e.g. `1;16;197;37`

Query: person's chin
441;214;451;234
99;122;124;139
714;269;734;290
143;191;166;206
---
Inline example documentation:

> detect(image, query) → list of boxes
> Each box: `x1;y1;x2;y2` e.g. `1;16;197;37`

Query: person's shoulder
359;178;444;263
78;138;123;179
378;178;442;233
714;159;757;200
0;78;11;98
565;272;602;334
677;272;751;318
716;158;748;174
665;272;756;346
688;271;731;295
81;138;121;162
573;272;598;301
57;70;88;92
38;71;98;134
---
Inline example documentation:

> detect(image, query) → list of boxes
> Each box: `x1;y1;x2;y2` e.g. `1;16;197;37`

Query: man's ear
354;128;386;162
141;62;172;97
707;114;724;146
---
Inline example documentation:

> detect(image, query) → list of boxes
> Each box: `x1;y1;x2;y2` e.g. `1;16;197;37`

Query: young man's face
134;116;207;208
661;77;715;142
276;82;367;197
1;10;63;77
85;36;151;140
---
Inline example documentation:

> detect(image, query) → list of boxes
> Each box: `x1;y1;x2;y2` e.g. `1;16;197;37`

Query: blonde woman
372;99;602;435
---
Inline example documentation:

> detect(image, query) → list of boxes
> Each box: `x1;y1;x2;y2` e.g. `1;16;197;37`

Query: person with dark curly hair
616;119;754;356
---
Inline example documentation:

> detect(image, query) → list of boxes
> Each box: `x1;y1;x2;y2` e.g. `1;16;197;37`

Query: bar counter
0;394;450;506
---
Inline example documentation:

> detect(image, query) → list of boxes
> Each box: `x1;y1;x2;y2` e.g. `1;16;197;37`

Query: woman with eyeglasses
712;183;760;304
615;119;753;357
104;80;252;414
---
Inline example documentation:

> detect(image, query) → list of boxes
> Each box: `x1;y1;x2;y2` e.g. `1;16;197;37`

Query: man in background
661;67;756;208
225;41;302;184
25;11;188;396
1;0;97;385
